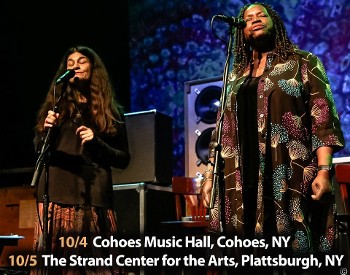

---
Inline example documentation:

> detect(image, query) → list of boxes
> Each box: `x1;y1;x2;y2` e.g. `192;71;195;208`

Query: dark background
0;1;130;170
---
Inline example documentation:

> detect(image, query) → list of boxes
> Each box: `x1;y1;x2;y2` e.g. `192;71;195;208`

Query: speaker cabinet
184;76;223;177
113;183;176;238
113;183;176;275
112;110;173;186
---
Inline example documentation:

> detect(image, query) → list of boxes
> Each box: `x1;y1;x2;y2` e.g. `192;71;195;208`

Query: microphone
215;15;246;28
55;69;75;85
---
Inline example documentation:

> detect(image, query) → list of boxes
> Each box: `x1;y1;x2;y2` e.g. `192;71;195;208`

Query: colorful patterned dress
208;49;345;256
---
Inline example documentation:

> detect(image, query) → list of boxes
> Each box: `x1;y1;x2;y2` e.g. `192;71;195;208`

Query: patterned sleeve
303;52;345;153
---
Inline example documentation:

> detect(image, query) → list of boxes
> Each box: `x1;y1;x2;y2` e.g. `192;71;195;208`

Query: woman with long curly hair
31;45;130;275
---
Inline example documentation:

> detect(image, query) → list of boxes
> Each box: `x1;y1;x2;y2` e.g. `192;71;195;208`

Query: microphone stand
208;22;237;233
30;82;67;266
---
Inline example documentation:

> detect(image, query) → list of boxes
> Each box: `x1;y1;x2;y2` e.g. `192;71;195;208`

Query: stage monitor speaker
112;110;173;186
184;76;223;178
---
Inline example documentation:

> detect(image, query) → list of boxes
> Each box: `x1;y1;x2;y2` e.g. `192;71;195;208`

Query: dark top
236;75;261;238
35;110;130;209
237;76;260;189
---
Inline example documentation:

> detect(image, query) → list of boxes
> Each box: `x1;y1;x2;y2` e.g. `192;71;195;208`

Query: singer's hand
311;171;333;202
44;110;59;128
76;125;94;145
202;178;213;208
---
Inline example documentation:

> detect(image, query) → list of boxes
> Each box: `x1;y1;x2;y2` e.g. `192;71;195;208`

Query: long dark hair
232;2;298;74
35;46;124;135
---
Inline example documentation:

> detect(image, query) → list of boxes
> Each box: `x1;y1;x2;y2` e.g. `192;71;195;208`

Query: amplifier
112;110;173;186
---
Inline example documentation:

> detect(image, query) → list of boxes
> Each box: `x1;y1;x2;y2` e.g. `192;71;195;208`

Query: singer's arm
83;122;130;169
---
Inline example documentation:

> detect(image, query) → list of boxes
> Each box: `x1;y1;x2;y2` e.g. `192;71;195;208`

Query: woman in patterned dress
201;3;345;275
